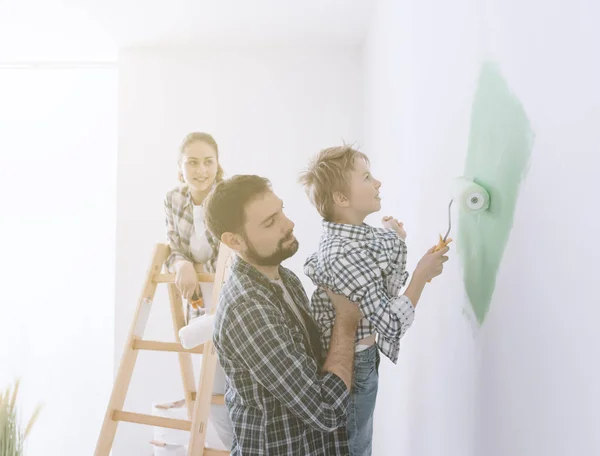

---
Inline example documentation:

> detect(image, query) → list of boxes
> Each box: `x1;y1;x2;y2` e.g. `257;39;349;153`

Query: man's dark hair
204;174;272;240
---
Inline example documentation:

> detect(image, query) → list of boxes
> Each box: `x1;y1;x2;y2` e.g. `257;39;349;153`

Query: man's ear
221;232;245;252
332;190;350;208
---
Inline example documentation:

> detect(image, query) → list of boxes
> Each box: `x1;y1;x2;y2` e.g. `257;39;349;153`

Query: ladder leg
188;340;220;456
94;244;170;456
168;282;197;419
188;245;232;456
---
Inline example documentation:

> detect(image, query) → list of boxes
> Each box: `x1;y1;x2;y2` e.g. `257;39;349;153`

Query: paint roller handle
189;289;203;310
434;234;452;252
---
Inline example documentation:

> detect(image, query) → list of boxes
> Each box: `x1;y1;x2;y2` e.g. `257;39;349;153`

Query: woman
164;131;233;450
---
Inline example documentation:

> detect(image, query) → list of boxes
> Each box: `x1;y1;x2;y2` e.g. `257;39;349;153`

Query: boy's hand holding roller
425;237;452;283
416;245;450;283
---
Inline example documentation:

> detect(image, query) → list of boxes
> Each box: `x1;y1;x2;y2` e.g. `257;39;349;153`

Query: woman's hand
175;261;199;301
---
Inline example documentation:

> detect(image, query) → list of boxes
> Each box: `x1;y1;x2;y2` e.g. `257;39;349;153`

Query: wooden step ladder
94;242;232;456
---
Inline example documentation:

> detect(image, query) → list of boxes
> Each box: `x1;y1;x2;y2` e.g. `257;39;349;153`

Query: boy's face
345;158;382;218
239;191;299;266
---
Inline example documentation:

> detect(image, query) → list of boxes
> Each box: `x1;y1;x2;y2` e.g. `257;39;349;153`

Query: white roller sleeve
451;177;490;213
150;441;187;456
178;314;216;349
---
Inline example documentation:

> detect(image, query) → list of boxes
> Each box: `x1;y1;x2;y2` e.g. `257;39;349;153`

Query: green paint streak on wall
459;62;534;324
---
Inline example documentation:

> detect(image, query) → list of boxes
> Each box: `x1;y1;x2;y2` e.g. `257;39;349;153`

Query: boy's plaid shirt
213;255;351;455
304;221;415;364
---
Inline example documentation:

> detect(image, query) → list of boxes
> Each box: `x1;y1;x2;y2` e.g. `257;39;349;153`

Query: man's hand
322;288;361;390
324;289;362;326
382;216;407;240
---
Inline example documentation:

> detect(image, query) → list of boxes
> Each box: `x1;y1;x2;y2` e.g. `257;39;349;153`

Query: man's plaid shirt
304;221;415;364
213;255;351;455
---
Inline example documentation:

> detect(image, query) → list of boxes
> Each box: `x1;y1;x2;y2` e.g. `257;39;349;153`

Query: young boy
299;145;448;456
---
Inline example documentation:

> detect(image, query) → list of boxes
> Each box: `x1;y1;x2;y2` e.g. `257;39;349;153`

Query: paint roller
179;314;215;349
432;177;491;252
451;176;490;213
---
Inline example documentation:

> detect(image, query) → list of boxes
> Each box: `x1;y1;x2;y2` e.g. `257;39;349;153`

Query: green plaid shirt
164;185;220;273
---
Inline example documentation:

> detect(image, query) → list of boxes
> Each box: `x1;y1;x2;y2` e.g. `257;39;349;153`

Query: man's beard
243;232;299;267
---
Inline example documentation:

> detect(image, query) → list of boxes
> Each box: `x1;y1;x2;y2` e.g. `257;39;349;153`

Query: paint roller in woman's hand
189;289;203;310
179;314;216;349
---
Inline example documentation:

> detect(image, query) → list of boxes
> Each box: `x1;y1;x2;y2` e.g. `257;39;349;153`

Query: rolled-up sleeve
330;247;415;340
385;267;409;297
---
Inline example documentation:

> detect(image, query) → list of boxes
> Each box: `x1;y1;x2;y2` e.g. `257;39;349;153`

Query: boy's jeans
348;344;380;456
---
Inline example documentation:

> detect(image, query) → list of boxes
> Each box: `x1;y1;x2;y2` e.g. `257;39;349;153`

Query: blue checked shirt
213;255;351;455
304;221;415;364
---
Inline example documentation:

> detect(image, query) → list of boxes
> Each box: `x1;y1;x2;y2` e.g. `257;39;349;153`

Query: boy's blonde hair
298;145;369;221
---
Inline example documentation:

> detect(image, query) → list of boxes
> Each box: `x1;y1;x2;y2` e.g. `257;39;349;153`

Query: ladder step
204;449;230;456
189;393;225;405
211;394;225;405
132;340;204;354
112;410;191;431
154;272;215;283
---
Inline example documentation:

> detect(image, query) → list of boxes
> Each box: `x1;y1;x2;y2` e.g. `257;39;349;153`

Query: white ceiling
0;0;374;61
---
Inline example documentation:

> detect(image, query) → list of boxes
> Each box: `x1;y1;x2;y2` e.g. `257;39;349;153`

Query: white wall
116;44;363;455
364;1;479;455
365;0;600;455
0;67;117;455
